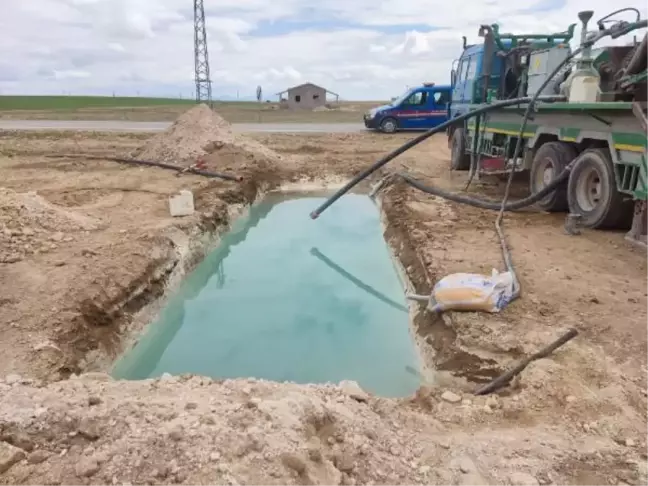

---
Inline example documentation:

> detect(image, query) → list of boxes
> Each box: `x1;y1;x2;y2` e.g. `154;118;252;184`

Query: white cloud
108;43;126;53
0;0;646;100
53;70;91;80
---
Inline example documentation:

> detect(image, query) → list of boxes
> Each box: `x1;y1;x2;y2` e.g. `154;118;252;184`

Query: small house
276;82;339;110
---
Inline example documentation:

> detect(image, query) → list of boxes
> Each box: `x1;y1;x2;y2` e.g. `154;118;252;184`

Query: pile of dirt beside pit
0;187;103;264
132;104;288;176
2;373;646;486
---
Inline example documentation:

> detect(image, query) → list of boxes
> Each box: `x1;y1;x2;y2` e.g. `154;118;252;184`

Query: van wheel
529;141;577;212
380;117;398;134
567;148;633;229
450;128;470;170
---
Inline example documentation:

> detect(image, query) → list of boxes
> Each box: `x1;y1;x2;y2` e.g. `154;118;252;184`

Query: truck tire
529;141;577;212
380;117;398;134
450;128;470;171
567;148;633;229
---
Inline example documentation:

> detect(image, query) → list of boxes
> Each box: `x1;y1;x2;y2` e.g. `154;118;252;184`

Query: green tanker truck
447;8;647;245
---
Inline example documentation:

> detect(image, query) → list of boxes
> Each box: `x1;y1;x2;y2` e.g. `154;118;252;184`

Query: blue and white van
364;83;452;133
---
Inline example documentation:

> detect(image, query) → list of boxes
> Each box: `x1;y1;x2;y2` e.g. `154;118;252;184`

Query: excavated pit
111;192;424;397
52;104;441;392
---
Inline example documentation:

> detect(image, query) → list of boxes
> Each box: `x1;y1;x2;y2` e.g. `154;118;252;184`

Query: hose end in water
310;211;320;220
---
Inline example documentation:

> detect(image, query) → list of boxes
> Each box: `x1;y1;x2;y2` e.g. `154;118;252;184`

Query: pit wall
79;192;261;373
373;193;436;386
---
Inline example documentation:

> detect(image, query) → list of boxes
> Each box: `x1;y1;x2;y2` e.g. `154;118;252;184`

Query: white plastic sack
428;269;515;313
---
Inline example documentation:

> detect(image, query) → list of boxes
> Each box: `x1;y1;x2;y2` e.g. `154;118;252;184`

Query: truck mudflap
625;200;647;247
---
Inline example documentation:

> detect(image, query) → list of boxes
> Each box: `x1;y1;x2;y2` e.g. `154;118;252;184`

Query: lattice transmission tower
193;0;212;105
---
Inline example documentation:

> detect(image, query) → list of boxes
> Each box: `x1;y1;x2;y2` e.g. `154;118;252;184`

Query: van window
466;55;478;80
433;91;449;105
404;91;427;106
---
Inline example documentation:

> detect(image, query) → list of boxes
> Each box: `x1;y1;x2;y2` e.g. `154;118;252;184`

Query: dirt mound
0;375;422;485
0;188;103;264
1;373;645;486
132;104;286;173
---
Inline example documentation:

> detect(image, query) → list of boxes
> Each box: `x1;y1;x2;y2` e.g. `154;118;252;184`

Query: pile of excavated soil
0;375;429;486
132;104;287;174
1;372;646;486
0;188;103;264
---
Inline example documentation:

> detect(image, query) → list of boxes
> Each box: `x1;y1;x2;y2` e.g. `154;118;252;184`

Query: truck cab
364;83;451;133
447;24;576;170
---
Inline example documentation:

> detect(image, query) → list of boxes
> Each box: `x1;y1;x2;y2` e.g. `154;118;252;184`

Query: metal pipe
406;294;430;302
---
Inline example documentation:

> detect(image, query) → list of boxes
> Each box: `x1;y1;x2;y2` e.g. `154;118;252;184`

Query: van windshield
390;88;415;106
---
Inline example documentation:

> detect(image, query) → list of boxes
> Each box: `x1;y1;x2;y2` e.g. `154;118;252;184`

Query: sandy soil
0;106;646;485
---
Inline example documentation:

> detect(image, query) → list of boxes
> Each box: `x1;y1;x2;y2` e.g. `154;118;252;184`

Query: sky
1;0;646;101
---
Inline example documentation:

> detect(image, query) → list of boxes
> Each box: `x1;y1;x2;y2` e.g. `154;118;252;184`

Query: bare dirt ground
0;105;646;485
0;101;378;123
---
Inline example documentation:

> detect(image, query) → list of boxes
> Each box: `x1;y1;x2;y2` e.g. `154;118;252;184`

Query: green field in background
0;96;201;110
0;95;376;122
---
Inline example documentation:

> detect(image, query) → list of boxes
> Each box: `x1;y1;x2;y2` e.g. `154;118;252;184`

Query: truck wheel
380;117;398;134
529;141;577;212
450;128;470;171
567;148;633;229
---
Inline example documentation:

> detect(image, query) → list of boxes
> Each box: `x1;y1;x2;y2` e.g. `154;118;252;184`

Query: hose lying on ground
489;41;589;301
396;166;574;211
45;153;242;182
474;328;578;395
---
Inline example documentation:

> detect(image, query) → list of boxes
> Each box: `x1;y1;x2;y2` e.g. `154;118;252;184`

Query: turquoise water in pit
112;194;420;397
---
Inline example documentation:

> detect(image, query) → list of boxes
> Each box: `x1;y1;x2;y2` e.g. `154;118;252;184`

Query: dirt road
0;114;645;485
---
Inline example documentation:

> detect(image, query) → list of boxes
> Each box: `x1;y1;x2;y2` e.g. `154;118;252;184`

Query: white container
568;74;600;103
169;190;195;217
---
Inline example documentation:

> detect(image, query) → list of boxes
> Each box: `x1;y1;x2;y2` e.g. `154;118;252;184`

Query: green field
0;95;378;123
0;95;198;111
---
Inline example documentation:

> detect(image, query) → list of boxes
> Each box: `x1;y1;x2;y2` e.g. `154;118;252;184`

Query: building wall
286;84;327;110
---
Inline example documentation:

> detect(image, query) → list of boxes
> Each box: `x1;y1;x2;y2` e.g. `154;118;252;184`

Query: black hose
46;153;242;182
109;156;243;182
596;8;642;29
492;43;585;301
623;33;648;76
396;167;572;211
309;95;565;219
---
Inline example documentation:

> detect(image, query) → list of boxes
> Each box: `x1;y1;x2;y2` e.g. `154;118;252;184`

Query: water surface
113;194;420;397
